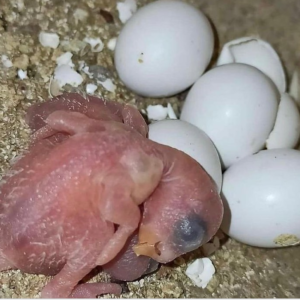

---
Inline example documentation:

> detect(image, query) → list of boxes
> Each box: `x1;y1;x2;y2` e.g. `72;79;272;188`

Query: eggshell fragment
86;83;98;94
48;76;61;97
83;37;104;52
217;37;286;93
221;149;300;248
98;79;116;93
54;65;83;88
1;55;13;68
148;120;222;192
186;258;215;289
167;103;177;120
266;93;300;149
79;61;93;79
290;70;300;107
146;104;177;121
56;52;74;67
107;38;117;51
39;32;60;49
146;105;168;121
17;69;27;80
117;0;137;23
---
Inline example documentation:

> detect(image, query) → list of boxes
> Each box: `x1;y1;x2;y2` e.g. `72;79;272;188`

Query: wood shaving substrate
1;0;300;298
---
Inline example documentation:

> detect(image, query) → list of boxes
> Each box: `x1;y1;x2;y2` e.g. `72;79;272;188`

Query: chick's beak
133;226;162;259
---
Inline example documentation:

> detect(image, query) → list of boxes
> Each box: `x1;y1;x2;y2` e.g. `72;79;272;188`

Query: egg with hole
148;119;222;192
221;149;300;248
266;93;300;149
180;63;279;169
115;0;214;97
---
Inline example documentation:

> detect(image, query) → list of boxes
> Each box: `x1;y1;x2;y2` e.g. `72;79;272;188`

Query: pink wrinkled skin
0;93;223;298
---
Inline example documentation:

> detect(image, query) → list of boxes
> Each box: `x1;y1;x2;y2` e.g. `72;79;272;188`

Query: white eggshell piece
146;104;177;121
98;79;116;93
266;93;300;149
290;70;300;107
115;0;214;97
221;149;300;248
217;37;286;93
79;62;93;79
86;83;98;94
83;37;104;52
117;0;137;23
1;55;13;68
54;65;83;88
180;63;279;169
186;258;215;289
146;105;168;121
56;52;74;67
39;31;60;49
167;103;177;119
107;38;117;51
148;120;222;192
17;69;27;80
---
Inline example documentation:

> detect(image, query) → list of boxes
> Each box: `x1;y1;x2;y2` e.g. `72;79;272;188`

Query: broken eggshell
39;31;60;49
49;65;83;97
146;104;177;121
117;0;137;23
290;70;300;108
185;258;215;289
266;93;300;149
217;37;286;93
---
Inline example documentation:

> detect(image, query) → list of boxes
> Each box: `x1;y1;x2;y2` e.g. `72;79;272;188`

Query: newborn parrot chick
0;93;223;298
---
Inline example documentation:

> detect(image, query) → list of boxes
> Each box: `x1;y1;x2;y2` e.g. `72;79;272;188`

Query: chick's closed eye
173;213;207;253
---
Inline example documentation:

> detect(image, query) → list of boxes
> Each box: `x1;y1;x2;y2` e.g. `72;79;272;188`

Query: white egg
115;0;214;97
290;70;300;108
221;149;300;248
180;63;279;169
266;93;300;149
217;37;286;93
148;119;222;192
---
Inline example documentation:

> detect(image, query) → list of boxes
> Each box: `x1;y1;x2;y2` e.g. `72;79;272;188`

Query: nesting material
73;8;89;22
1;0;300;298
